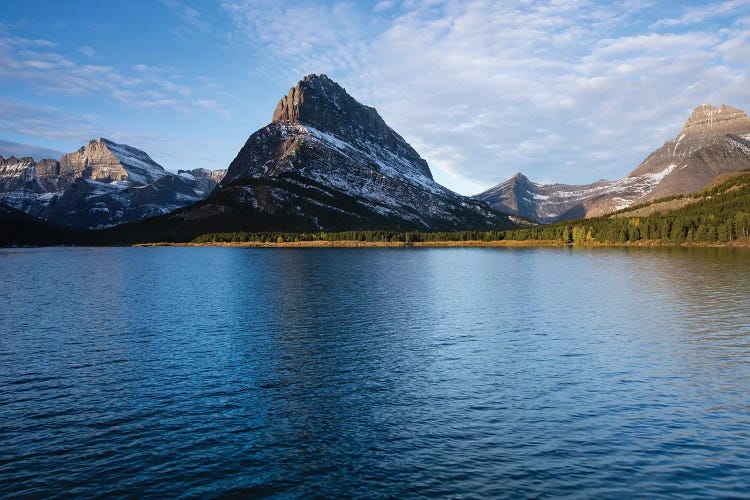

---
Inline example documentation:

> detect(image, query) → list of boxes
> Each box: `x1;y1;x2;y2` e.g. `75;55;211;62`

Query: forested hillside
504;170;750;244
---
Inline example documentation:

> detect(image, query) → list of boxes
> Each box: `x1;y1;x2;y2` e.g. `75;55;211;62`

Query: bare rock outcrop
269;74;433;180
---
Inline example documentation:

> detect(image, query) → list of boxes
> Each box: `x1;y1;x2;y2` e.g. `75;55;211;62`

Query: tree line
193;171;750;245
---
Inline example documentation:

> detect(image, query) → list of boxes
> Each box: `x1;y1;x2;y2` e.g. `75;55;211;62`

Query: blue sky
1;1;749;194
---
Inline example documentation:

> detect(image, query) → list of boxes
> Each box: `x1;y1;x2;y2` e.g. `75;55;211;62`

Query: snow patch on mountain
298;124;445;197
99;138;168;186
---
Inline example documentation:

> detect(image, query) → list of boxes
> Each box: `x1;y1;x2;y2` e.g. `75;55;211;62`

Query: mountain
0;139;227;229
504;169;750;245
476;104;750;223
131;74;511;240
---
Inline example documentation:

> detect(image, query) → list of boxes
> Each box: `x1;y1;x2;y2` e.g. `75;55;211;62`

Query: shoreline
136;239;567;248
134;239;750;249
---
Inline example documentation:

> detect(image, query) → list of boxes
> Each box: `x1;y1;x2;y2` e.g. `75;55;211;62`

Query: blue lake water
1;246;750;497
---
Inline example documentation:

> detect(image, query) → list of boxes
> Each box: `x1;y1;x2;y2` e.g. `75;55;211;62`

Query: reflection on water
1;246;749;496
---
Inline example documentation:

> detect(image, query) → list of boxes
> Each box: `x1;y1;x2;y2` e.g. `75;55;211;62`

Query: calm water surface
1;246;750;497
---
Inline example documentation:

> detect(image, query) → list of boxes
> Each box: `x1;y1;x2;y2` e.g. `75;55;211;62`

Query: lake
1;246;750;497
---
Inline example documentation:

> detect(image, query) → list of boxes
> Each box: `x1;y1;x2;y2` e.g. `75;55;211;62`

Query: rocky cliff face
476;104;750;223
0;156;46;193
0;139;226;229
0;156;61;215
165;74;511;235
58;138;167;186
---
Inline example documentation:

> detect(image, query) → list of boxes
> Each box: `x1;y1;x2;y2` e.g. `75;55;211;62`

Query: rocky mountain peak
680;104;750;138
271;74;345;126
58;137;168;186
264;74;433;180
0;156;35;167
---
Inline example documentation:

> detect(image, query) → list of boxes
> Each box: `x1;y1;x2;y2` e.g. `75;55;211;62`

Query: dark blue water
2;247;750;497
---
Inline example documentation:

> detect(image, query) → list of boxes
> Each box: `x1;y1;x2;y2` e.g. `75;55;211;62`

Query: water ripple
1;247;750;497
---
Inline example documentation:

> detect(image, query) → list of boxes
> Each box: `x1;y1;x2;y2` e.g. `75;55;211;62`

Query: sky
1;0;749;195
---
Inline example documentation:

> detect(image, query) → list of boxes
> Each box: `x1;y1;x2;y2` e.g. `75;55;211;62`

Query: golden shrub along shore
135;239;750;249
136;239;567;248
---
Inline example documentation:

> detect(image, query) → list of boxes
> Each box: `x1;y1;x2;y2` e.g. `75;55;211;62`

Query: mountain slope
136;74;512;239
0;202;78;246
476;104;750;223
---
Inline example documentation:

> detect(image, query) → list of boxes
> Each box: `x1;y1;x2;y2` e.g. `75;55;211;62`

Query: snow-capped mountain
59;138;169;186
0;139;226;229
476;104;750;223
162;74;511;235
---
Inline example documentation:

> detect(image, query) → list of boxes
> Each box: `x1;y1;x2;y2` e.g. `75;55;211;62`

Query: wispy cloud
218;0;750;192
652;0;750;28
0;33;224;116
161;0;212;38
373;1;396;13
0;97;224;172
0;98;102;144
78;45;96;57
2;2;749;192
220;0;382;80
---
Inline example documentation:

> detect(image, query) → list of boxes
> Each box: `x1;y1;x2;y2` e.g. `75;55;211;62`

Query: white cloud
374;1;396;12
653;0;750;28
78;45;96;57
219;0;750;193
0;139;65;161
0;98;222;174
4;2;750;194
0;98;101;144
220;0;381;80
161;0;211;33
0;34;226;116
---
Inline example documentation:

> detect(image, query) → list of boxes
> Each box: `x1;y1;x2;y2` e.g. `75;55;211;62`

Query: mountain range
475;104;750;222
1;74;749;244
0;139;226;229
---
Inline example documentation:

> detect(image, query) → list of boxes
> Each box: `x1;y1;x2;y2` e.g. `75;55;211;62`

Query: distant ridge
476;104;750;222
0;139;226;229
